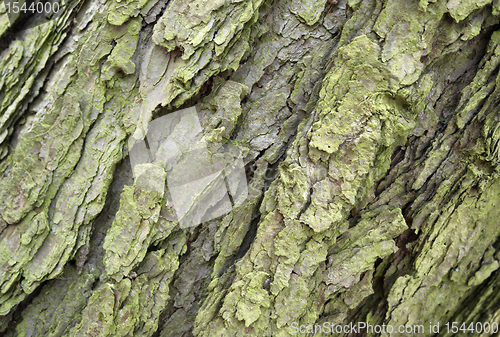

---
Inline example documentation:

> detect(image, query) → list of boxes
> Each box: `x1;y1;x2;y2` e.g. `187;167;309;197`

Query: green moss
419;0;437;11
103;163;165;281
324;241;396;289
275;276;309;328
373;0;447;85
447;0;493;22
211;160;266;278
199;80;249;145
0;19;70;160
271;220;309;293
0;211;48;305
102;19;141;80
68;283;115;336
152;0;237;56
468;260;499;286
332;207;408;253
384;165;500;331
456;30;500;129
1;0;499;334
0;9;10;37
101;238;184;335
494;0;500;15
0;9;145;309
290;0;328;26
147;0;263;107
107;0;150;26
299;35;415;233
11;265;97;336
274;238;328;328
239;85;293;155
347;0;362;9
276;161;310;220
219;271;271;326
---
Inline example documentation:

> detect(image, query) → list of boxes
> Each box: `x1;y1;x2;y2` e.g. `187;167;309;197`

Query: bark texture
0;0;500;336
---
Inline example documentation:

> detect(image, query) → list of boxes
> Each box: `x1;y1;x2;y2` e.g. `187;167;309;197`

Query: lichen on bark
1;0;500;336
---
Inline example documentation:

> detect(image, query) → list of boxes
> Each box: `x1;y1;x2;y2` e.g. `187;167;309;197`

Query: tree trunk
1;0;500;335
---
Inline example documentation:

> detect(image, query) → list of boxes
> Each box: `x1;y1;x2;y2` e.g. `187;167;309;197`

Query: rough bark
0;0;500;336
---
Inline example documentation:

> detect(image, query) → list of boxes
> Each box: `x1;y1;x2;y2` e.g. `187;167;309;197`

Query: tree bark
1;0;500;336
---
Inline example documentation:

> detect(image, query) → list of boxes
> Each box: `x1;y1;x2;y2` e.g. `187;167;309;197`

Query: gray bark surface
0;0;500;336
